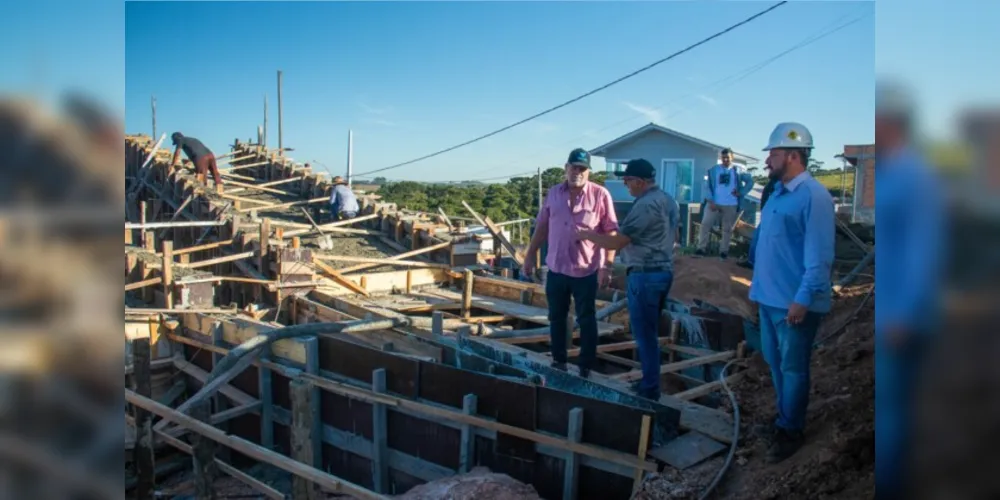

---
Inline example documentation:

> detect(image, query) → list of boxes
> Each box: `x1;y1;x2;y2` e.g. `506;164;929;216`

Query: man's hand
708;201;719;212
786;303;808;326
523;252;537;278
731;188;741;198
575;228;596;241
598;267;612;288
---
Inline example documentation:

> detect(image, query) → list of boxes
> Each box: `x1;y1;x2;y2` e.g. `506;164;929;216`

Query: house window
605;159;629;178
662;159;695;203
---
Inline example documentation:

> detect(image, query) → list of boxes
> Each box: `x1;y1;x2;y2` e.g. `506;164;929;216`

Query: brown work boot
766;428;804;464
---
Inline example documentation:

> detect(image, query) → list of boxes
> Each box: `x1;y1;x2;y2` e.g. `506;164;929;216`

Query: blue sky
2;1;995;184
123;1;878;181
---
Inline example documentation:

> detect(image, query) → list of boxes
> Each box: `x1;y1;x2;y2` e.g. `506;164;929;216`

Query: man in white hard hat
749;122;835;464
874;81;945;499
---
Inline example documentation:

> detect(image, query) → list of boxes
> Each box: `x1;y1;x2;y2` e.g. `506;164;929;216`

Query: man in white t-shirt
696;148;753;259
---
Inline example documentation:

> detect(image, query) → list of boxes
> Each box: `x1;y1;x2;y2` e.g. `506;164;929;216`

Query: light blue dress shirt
749;172;836;313
875;146;945;334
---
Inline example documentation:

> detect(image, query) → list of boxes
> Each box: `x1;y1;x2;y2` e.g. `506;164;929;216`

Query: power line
462;8;870;178
352;1;789;178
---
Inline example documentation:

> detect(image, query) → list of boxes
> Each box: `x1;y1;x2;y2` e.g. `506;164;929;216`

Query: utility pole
151;95;157;139
277;70;284;155
537;167;543;213
263;94;268;148
346;130;354;186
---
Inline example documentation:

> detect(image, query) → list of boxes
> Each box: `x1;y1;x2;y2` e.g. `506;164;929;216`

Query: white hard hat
763;122;814;151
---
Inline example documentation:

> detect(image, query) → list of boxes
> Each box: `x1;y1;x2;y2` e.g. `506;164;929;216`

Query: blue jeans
545;271;598;369
758;304;824;431
875;333;927;498
627;270;673;397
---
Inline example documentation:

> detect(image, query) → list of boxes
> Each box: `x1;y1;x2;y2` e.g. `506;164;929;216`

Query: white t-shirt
711;165;740;206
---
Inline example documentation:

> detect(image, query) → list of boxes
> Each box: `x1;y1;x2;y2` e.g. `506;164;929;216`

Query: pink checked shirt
537;181;619;278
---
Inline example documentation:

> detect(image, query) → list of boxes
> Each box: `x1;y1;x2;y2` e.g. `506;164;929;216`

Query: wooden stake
259;219;270;276
461;269;474;319
191;401;218;500
405;270;413;294
162;241;174;309
632;415;652;496
563;408;584;500
458;394;478;474
131;336;155;500
371;369;389;494
290;379;319;500
144;231;156;253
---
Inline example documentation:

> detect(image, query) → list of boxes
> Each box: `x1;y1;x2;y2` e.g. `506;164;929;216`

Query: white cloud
358;100;393;115
362;118;397;127
624;101;664;124
697;94;719;107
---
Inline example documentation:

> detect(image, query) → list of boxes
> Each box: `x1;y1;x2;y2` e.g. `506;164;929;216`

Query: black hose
697;358;742;500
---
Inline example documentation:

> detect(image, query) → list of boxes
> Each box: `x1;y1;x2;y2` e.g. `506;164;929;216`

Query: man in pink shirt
524;148;619;378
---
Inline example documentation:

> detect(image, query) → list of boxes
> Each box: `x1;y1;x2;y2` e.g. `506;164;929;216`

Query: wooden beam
339;240;452;275
223;179;297;196
297;373;657;472
283;213;380;238
130;337;155;500
461;269;474;318
238;196;329;213
125;391;386;499
173;238;235;257
125;276;163;292
154;430;284;499
314;254;451;270
312;257;370;296
126;221;227;230
632;416;652;496
290;379;320;500
178;251;256;270
460;201;523;266
191;401;218;500
613;351;736;382
162;241;174;309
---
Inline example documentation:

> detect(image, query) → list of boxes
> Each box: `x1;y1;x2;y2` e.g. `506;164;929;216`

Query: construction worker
329;175;359;222
170;132;222;188
576;158;679;399
750;122;835;463
696;148;754;259
524;148;619;379
874;82;945;499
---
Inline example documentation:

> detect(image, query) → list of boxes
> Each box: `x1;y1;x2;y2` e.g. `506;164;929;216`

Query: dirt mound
717;288;875;499
395;467;542;500
670;256;755;319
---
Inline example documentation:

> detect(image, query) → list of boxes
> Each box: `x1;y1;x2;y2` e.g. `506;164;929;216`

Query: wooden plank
290;379;320;500
154;431;284;499
339;240;453;275
191;401;218;500
125;276;163;292
422;289;620;333
162;241;174;309
298;374;657;472
313;255;451;270
459;394;478;474
673;371;745;401
461;269;474;318
460;201;523;266
648;431;727;470
632;415;652;496
127;221;227;230
178;251;256;270
563;408;583;500
614;351;735;382
312;257;370;296
371;369;389;494
131;337;155;500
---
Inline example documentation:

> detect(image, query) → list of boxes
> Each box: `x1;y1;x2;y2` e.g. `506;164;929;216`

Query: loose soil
635;287;875;500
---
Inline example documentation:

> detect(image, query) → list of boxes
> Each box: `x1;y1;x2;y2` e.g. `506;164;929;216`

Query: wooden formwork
124;134;749;499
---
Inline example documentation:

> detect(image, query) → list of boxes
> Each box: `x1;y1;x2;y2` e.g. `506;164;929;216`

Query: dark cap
622;158;656;179
720;147;732;156
567;148;591;168
171;132;184;145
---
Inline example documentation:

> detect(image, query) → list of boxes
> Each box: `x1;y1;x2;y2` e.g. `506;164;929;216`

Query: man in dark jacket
171;132;222;188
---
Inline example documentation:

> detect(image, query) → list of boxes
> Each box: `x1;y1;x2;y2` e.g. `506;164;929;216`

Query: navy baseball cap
567;148;591;168
622;159;656;179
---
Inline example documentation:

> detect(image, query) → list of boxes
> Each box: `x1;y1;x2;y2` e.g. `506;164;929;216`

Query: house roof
588;122;760;163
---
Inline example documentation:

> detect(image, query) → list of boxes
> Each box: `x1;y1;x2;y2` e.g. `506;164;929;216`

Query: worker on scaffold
170;132;223;189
